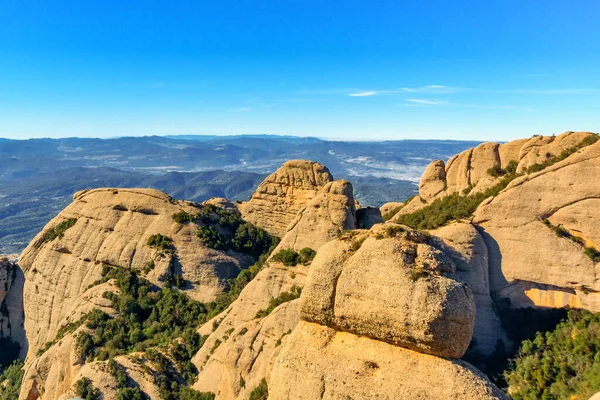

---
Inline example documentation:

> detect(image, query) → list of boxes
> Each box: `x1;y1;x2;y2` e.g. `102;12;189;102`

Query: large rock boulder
419;159;447;200
274;180;357;253
269;321;508;400
270;223;505;399
300;224;475;358
238;160;334;237
432;223;509;358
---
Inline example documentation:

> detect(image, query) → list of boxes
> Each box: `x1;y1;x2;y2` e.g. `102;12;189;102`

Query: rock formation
270;321;507;400
11;138;600;400
270;223;506;399
472;137;600;311
418;131;596;202
17;188;256;399
192;262;308;398
238;160;334;237
273;180;357;253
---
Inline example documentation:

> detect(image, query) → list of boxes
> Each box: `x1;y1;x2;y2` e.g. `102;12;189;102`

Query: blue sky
0;0;599;141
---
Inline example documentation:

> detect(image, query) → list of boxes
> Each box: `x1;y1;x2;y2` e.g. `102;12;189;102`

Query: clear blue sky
0;0;599;141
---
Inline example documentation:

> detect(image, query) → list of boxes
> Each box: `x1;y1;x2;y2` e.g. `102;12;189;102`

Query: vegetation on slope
74;377;101;400
36;206;280;399
0;361;24;400
397;134;599;230
255;285;302;318
43;217;77;241
505;309;600;400
270;247;316;266
543;218;600;263
174;205;272;258
249;378;268;400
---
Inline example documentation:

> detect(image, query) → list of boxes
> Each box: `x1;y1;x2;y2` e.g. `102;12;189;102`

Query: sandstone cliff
238;160;334;237
472;137;600;311
418;131;595;202
17;188;258;400
273;180;357;253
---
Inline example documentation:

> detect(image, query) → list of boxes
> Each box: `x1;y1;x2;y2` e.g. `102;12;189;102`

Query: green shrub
486;165;504;177
271;248;300;266
147;234;173;251
585;247;600;263
255;286;302;318
382;205;404;221
505;309;600;399
0;361;24;400
44;218;77;241
249;378;268;400
197;226;227;250
298;247;316;265
172;210;195;224
74;377;101;400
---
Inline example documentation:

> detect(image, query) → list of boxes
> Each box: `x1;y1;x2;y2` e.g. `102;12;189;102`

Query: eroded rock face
269;321;508;400
192;263;308;399
473;139;600;310
238;160;333;237
274;180;357;253
419;159;447;201
18;188;255;400
417;132;597;202
300;224;475;359
432;223;509;358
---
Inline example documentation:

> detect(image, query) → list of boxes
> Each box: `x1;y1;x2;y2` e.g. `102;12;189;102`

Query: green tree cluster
271;247;316;266
44;217;77;241
0;361;24;400
505;309;600;400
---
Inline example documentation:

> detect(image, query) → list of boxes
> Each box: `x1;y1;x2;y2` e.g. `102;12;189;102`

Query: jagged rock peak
238;160;334;237
419;131;597;201
274;179;357;253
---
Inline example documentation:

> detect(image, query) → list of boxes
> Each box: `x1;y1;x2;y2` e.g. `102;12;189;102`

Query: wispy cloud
348;91;377;97
346;85;459;97
229;107;251;112
405;98;448;105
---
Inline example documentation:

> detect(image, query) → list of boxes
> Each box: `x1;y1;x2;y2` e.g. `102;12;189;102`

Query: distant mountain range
0;135;480;253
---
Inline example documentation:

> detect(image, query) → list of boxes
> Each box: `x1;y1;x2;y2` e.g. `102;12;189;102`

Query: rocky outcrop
18;188;256;400
300;224;475;358
432;223;508;358
238;160;334;237
473;138;600;311
419;159;446;200
417;132;597;202
202;197;241;214
270;321;508;400
274;180;357;253
271;223;505;399
192;262;308;399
